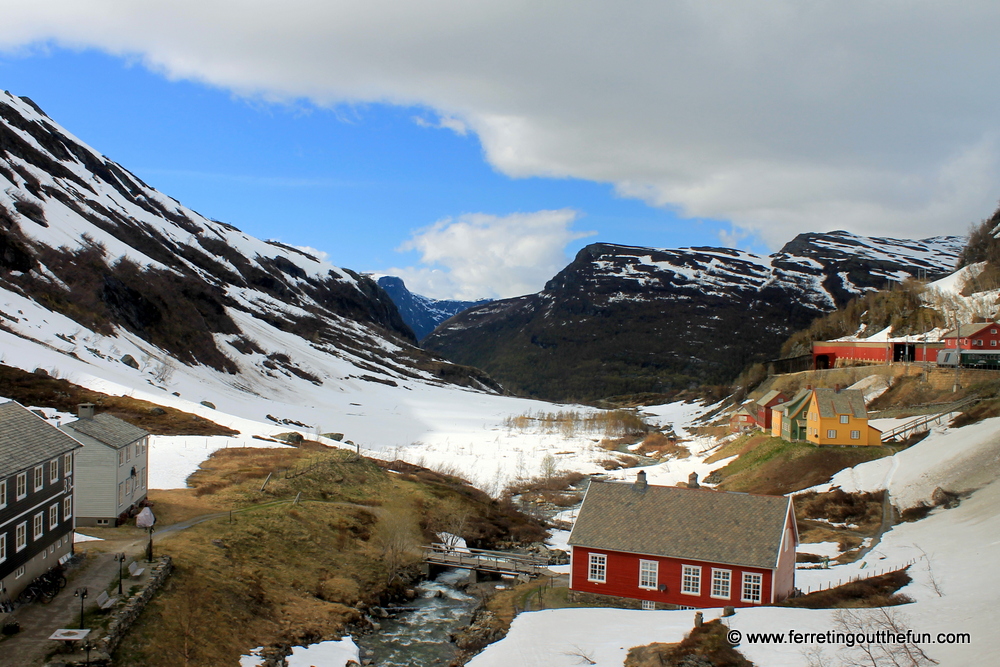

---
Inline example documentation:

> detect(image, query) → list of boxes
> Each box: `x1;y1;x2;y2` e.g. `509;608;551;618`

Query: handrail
880;397;978;442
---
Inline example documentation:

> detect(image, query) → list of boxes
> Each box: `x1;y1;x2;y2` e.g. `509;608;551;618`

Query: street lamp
74;587;88;629
115;553;126;595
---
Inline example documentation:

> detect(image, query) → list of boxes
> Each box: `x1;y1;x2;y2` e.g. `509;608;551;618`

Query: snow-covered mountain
375;275;491;341
424;234;965;400
0;91;500;408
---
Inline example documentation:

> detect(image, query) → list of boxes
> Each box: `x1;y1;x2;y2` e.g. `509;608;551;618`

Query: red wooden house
729;407;757;433
568;473;797;609
943;321;1000;350
754;390;787;431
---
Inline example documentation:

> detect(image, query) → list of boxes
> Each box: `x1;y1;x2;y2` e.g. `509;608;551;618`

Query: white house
61;404;150;527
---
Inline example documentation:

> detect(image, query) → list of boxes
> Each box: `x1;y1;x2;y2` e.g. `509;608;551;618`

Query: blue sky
0;48;741;298
2;4;997;298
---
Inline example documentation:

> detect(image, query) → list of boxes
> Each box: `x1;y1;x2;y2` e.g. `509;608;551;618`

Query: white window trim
850;430;861;440
638;559;658;590
33;465;44;492
14;565;25;579
0;479;6;509
64;496;73;521
741;572;763;604
49;459;59;484
49;503;59;530
15;521;27;551
588;553;607;583
0;533;6;563
826;429;837;439
681;564;701;596
839;415;850;424
640;600;656;610
33;511;44;540
710;568;731;600
64;453;73;477
16;472;27;500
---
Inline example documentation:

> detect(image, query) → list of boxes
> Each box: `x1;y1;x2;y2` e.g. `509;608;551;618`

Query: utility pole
953;312;962;393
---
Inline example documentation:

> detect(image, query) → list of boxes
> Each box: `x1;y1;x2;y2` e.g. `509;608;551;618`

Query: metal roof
568;480;791;569
946;322;999;338
0;401;82;478
62;413;148;449
812;388;867;419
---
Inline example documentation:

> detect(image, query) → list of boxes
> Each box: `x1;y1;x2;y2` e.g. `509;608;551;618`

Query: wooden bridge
421;544;550;579
880;396;978;442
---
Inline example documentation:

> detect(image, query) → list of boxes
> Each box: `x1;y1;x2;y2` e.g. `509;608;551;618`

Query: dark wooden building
0;401;82;601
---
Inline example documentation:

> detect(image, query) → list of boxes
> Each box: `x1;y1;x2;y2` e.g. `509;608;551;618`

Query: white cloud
386;209;593;300
5;2;1000;244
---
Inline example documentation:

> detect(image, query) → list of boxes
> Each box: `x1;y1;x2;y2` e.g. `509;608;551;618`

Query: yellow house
805;388;881;446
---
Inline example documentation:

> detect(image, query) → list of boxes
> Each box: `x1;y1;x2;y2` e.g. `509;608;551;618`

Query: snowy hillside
424;234;964;400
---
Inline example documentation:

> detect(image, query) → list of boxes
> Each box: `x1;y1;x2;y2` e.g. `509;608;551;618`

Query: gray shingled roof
812;388;867;419
947;322;998;338
568;481;791;569
755;390;783;408
62;413;148;449
0;401;82;478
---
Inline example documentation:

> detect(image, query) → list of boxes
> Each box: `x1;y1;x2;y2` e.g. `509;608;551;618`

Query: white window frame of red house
588;553;607;583
681;564;701;595
741;572;763;604
638;559;658;589
710;568;731;599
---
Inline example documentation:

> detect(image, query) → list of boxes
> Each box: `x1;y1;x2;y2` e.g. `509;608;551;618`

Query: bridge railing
421;544;549;575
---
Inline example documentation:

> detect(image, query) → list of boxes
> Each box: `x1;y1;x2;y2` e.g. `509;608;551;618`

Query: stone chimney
78;403;95;419
688;472;700;489
635;470;647;490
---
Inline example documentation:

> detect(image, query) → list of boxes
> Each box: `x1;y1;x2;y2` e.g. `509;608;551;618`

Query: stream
356;569;479;666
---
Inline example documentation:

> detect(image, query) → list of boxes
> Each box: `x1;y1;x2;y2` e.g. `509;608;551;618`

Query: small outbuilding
568;472;797;609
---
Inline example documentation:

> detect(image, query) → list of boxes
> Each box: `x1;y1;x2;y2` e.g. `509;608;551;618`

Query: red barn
568;473;797;610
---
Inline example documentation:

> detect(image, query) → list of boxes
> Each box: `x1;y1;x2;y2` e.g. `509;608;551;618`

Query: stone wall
567;590;682;610
98;556;173;659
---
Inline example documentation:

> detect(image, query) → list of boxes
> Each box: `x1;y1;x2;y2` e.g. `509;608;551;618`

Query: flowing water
357;569;479;666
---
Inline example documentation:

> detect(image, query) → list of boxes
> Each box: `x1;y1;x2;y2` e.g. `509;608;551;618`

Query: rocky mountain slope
375;275;490;341
0;91;497;403
423;234;964;401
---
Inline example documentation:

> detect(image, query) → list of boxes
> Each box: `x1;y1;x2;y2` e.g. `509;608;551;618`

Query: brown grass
781;568;913;609
633;432;690;459
0;363;238;435
114;447;547;666
625;619;752;667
